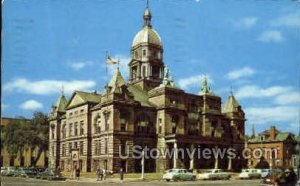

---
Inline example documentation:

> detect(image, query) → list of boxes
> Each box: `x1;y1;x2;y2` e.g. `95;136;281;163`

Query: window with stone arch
50;124;55;139
62;123;67;139
171;115;179;134
136;113;151;134
120;110;130;132
94;114;101;134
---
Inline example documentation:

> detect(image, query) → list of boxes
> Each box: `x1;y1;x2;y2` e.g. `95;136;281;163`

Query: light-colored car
162;169;196;182
4;166;16;176
197;169;231;180
1;167;7;175
239;169;261;179
258;168;282;178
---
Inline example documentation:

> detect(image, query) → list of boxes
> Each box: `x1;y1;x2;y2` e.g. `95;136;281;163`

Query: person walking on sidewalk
102;169;106;180
120;168;124;181
75;167;80;181
96;168;101;181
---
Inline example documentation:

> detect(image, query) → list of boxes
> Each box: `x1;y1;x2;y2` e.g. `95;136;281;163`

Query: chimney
269;126;277;140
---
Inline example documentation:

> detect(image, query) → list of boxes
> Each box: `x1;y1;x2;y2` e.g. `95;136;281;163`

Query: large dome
132;26;162;47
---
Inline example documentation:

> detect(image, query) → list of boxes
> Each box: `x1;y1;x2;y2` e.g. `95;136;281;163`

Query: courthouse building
48;4;246;173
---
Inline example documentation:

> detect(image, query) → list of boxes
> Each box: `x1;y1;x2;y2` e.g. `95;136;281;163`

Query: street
1;177;261;186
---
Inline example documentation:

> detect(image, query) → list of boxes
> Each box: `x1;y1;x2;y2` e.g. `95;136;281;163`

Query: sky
2;0;300;135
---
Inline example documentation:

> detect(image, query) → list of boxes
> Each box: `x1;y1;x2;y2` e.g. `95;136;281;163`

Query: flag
106;56;118;64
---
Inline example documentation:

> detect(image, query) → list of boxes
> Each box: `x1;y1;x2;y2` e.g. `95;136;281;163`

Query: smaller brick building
247;126;297;169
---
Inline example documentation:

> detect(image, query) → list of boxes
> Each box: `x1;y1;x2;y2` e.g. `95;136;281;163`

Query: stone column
214;146;219;169
189;144;194;170
173;142;178;169
227;157;232;170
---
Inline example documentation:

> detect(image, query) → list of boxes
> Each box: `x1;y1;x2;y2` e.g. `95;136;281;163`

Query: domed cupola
131;5;162;47
129;1;164;91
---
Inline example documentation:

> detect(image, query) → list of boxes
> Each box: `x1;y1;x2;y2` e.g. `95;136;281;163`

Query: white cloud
3;78;96;95
178;74;213;90
226;67;255;80
275;91;300;105
235;85;292;99
257;30;284;43
271;10;300;29
245;106;298;124
232;17;258;29
68;61;93;71
1;103;9;110
20;100;43;110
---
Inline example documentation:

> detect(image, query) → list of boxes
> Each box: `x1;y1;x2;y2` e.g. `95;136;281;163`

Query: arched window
94;115;101;134
137;113;150;133
172;116;179;134
62;123;66;138
50;124;55;139
120;110;129;132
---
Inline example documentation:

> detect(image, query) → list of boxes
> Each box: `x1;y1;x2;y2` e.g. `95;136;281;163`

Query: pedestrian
75;167;80;181
73;166;76;180
120;168;124;181
285;168;297;186
96;168;101;181
103;169;106;180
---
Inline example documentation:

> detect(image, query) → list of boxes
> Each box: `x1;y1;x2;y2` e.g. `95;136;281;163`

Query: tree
29;112;49;166
2;112;49;166
2;118;28;162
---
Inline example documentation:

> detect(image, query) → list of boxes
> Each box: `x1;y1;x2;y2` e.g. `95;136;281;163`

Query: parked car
1;167;7;176
5;166;17;176
239;169;261;179
260;171;287;186
162;169;196;182
258;168;282;178
39;168;66;181
34;168;46;179
19;168;37;178
197;169;231;180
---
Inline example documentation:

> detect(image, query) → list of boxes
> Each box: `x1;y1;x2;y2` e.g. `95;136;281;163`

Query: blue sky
2;0;300;135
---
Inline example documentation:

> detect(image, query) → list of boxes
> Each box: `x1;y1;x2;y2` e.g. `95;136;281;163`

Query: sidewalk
66;177;151;183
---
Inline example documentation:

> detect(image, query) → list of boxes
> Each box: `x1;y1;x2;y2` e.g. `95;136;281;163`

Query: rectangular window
80;121;84;135
69;123;73;136
62;144;66;157
120;140;126;156
74;142;78;149
159;118;162;134
74;122;78;136
68;143;72;155
79;141;83;156
104;138;108;154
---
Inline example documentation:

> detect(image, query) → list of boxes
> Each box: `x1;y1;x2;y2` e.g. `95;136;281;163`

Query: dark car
34;168;46;179
39;168;66;181
261;169;298;186
20;168;37;178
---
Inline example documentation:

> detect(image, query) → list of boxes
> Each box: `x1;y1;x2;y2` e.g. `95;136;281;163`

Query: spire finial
252;124;256;138
61;84;64;96
143;0;152;27
230;85;233;96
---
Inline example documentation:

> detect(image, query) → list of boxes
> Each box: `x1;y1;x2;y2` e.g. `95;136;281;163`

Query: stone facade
49;4;246;173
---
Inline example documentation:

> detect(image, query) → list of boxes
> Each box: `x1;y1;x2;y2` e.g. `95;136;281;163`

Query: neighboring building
247;126;297;169
49;4;246;173
1;117;48;168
